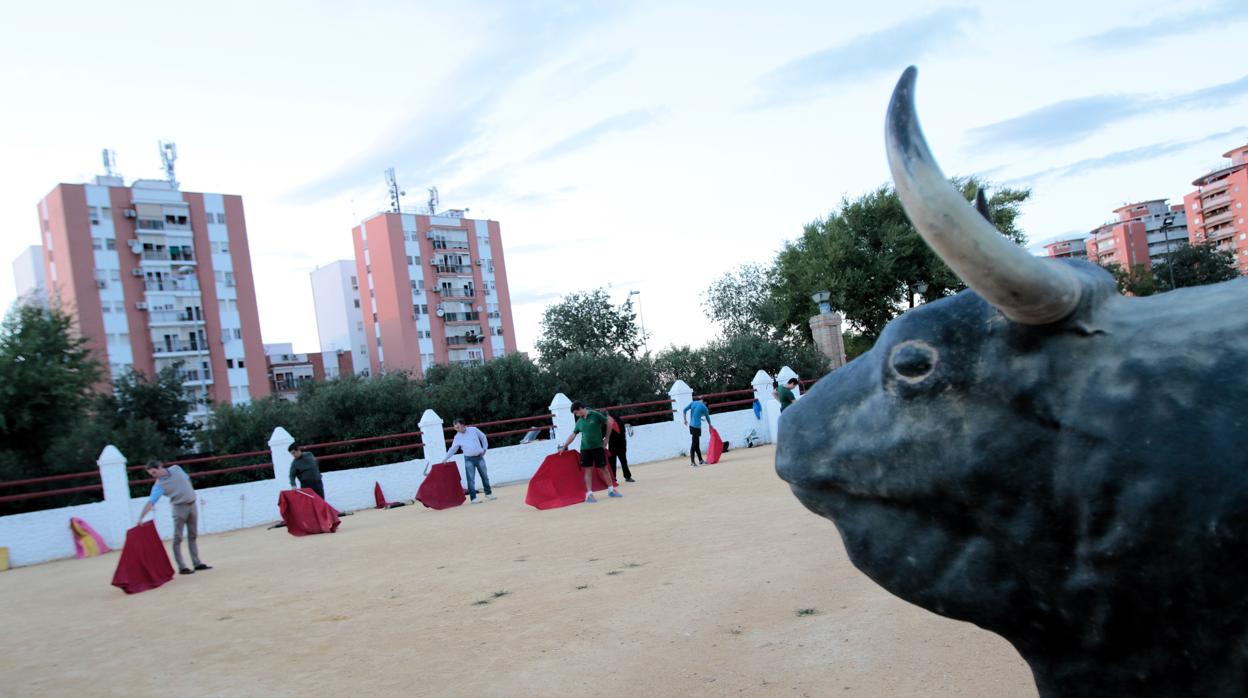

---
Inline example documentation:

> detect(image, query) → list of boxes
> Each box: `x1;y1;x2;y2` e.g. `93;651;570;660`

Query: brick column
809;311;847;369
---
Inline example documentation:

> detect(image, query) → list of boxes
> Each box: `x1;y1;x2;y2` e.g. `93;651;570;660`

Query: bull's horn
885;67;1081;325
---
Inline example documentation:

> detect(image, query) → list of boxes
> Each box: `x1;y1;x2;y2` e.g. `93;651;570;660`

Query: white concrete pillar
420;409;448;463
97;445;133;548
751;370;776;443
669;379;693;424
549;393;574;448
268;427;295;492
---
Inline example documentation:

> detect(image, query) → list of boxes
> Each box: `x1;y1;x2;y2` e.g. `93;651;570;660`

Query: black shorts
689;426;702;437
579;448;607;469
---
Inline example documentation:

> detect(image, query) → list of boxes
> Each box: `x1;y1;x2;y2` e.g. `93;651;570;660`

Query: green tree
654;335;829;395
702;263;783;339
544;352;662;409
1152;241;1239;292
0;303;102;480
535;289;647;363
1100;262;1158;297
770;179;1030;340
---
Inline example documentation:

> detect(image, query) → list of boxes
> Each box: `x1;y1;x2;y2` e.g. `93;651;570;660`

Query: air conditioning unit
135;301;148;310
96;280;107;289
123;209;137;219
426;232;436;239
129;240;142;254
475;260;483;266
130;268;144;277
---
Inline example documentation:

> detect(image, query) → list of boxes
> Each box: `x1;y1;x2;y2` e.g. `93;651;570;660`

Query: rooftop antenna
385;168;405;213
101;149;117;177
427;186;439;215
158;140;178;189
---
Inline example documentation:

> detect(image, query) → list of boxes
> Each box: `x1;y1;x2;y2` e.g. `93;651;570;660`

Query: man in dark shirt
775;378;800;412
289;444;325;500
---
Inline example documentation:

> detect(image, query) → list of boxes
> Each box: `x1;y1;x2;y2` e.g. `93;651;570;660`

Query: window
237;359;245;368
407;256;413;265
217;212;226;224
226;358;235;369
413;304;421;316
353;299;360;308
233;329;242;340
101;303;112;313
105;238;116;251
225;272;235;287
350;275;358;289
369;289;374;298
92;237;103;250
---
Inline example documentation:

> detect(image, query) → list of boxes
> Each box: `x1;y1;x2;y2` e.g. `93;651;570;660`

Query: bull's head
777;66;1248;697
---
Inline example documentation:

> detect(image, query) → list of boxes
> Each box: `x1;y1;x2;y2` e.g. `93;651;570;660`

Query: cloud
508;289;565;305
528;107;669;162
969;75;1248;149
1001;127;1248;184
281;3;626;204
1073;1;1248;49
750;7;978;109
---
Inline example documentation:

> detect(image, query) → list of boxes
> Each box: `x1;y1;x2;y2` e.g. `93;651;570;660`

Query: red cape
374;482;403;509
111;521;174;594
525;450;614;510
416;462;465;510
278;488;341;536
706;427;724;464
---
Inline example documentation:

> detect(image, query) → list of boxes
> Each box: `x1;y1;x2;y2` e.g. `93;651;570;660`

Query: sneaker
585;494;597;503
471;498;483;504
179;568;194;575
608;490;623;498
691;462;699;468
625;478;635;483
194;563;212;571
485;494;497;500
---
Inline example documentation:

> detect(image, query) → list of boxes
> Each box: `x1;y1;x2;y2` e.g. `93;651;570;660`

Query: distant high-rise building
352;209;518;376
11;245;47;307
36;175;269;415
264;342;353;401
1183;143;1248;276
1085;200;1188;271
310;260;369;374
1043;237;1088;260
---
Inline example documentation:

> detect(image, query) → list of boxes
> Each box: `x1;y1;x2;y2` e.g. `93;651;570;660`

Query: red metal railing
0;483;104;504
443;412;555;444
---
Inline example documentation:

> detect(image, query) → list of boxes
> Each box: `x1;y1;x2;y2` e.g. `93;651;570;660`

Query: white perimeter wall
0;369;798;568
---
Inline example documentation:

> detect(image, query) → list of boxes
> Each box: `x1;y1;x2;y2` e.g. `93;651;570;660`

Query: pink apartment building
36;176;269;415
1082;200;1188;271
1183;143;1248;276
352;210;518;375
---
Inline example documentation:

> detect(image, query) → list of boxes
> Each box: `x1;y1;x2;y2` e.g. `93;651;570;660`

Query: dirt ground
0;445;1036;697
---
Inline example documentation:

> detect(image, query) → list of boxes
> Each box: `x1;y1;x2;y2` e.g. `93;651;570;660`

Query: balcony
432;263;473;275
1208;225;1238;241
141;249;171;262
1203;209;1234;227
1202;192;1231;209
149;310;200;326
272;377;313;393
145;279;200;294
441;311;479;323
439;288;475;300
154;340;206;355
446;334;484;347
177;368;213;385
431;240;470;250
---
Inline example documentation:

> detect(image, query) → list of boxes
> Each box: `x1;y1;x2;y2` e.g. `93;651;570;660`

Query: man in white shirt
447;417;496;503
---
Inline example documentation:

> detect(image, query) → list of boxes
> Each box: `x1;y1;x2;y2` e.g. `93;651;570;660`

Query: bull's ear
974;188;992;223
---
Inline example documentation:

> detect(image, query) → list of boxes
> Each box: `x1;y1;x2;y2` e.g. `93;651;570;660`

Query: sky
2;0;1246;355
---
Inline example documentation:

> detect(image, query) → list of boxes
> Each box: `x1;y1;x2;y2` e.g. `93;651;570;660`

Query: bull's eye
889;340;938;382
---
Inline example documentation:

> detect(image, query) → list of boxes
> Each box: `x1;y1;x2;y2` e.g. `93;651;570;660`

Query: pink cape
416;462;465;510
706;427;724;464
525;450;614;510
110;521;174;594
70;516;110;558
278;488;341;536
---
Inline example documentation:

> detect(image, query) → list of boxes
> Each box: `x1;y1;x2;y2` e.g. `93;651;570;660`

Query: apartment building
1183;143;1248;275
352;209;518;376
12;245;47;307
36;175;269;414
310;260;369;374
1084;200;1188;270
264;342;353;401
1043;237;1088;260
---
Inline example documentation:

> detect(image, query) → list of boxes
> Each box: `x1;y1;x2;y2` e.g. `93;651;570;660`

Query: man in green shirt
558;400;622;503
775;378;799;412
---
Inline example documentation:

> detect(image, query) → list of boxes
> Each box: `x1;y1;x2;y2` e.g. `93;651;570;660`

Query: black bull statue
776;66;1248;697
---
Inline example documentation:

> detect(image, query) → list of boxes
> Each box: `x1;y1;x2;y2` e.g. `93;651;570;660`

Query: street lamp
1160;214;1178;291
811;290;832;314
628;290;649;354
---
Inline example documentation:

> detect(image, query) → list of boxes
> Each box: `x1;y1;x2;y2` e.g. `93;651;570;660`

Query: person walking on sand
136;460;211;575
558;401;622;503
682;397;713;467
447;417;496;503
606;411;634;483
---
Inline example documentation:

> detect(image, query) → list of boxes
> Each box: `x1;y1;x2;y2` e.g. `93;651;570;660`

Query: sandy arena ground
0;445;1036;697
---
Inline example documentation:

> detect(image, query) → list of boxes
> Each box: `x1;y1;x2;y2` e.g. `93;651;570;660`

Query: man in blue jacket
682;398;713;467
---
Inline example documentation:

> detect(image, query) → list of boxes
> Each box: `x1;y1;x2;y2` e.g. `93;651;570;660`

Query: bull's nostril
890;340;937;381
